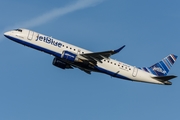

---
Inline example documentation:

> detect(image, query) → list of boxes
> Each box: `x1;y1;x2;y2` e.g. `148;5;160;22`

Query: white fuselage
4;28;164;85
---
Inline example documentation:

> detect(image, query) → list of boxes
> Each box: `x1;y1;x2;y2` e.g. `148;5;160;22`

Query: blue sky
0;0;180;120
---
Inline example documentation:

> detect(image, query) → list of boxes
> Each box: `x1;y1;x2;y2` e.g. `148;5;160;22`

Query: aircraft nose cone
4;32;9;37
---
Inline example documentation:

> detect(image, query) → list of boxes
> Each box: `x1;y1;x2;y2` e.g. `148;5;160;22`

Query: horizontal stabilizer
152;75;177;81
152;75;177;85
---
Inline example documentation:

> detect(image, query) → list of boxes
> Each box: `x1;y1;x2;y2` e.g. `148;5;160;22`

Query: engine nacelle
52;57;72;69
61;51;78;62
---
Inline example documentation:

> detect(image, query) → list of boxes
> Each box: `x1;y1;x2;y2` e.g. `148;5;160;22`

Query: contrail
0;0;103;41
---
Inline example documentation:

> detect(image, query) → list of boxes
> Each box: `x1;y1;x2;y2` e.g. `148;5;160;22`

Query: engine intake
61;51;78;62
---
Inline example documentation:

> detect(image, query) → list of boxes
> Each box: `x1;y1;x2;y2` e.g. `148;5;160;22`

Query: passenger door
27;30;34;40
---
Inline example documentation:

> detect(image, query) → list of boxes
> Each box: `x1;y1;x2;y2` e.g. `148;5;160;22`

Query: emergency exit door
132;67;138;77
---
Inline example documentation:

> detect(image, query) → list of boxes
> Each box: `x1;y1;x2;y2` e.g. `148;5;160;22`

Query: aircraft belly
94;64;132;80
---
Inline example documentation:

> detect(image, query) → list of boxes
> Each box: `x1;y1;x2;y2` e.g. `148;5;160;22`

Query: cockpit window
15;29;22;32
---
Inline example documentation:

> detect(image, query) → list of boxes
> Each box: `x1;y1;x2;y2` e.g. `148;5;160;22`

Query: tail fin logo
153;66;166;74
140;54;177;76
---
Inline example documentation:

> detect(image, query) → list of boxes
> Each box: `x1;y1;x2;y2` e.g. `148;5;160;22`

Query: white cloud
20;0;103;28
1;0;103;41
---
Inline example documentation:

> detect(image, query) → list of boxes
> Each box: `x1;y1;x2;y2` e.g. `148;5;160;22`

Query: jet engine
52;57;72;69
61;51;79;62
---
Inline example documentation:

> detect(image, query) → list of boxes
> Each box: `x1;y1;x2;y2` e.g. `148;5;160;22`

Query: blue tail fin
141;54;178;76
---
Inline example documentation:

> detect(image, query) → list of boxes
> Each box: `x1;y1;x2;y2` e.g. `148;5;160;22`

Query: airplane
4;28;178;85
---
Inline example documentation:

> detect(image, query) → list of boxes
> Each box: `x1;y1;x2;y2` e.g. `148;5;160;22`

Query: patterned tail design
140;54;178;76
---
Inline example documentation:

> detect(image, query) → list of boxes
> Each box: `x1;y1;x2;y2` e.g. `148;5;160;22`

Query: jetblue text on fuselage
36;34;62;48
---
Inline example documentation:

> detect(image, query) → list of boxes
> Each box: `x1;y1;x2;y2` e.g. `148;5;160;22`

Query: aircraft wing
81;45;125;63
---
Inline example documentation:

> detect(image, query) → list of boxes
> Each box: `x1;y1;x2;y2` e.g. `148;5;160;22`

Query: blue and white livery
4;28;178;85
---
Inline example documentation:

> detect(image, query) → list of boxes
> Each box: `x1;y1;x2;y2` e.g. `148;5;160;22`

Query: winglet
113;45;126;54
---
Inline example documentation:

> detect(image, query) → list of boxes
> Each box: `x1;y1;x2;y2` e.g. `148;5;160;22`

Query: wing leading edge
81;45;125;63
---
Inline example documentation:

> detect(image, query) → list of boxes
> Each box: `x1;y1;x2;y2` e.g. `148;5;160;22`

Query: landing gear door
132;67;138;77
27;30;34;40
